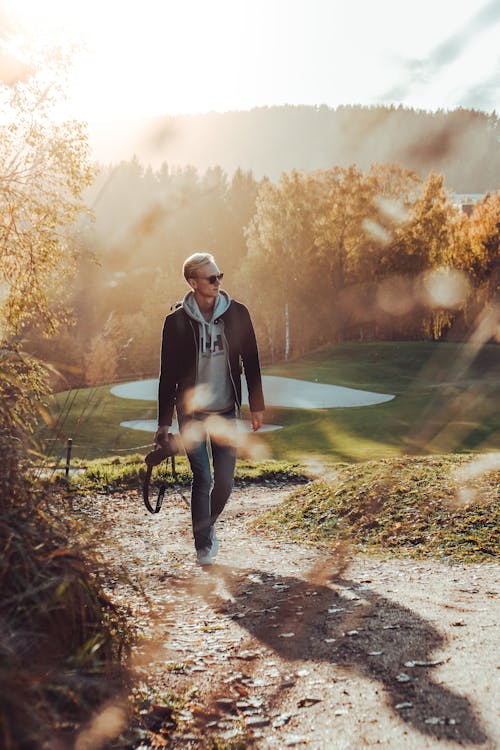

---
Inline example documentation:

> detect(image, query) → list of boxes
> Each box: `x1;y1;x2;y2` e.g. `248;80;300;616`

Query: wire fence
31;439;158;475
33;376;160;479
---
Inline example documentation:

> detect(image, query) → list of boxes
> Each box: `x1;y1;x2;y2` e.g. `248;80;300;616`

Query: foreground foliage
0;435;132;749
254;454;499;562
0;32;134;749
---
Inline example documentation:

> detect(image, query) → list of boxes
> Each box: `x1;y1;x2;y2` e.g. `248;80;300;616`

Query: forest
23;154;500;390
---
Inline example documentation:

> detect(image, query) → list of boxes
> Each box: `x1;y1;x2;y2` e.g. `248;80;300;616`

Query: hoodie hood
182;290;231;353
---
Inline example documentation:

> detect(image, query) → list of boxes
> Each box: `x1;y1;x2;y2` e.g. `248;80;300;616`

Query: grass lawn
39;341;500;464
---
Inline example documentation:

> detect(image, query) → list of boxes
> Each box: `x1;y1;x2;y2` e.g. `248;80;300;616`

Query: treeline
93;105;500;191
244;165;499;359
27;158;499;388
29;161;260;387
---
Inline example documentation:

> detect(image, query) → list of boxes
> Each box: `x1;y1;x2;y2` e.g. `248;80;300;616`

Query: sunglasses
197;273;224;284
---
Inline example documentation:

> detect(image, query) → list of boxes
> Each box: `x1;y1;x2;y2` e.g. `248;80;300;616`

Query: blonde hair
183;252;215;281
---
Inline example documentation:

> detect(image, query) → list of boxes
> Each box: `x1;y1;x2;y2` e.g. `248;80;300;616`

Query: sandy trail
78;483;499;749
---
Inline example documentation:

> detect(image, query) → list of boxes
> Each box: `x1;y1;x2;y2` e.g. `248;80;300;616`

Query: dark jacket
158;300;265;426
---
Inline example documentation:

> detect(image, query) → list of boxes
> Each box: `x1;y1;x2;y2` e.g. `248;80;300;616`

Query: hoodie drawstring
201;322;207;354
210;322;216;353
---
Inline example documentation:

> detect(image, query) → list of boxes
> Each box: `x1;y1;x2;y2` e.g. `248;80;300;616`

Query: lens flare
362;218;392;244
242;437;270;461
376;275;415;315
189;384;214;411
373;195;409;223
300;455;338;482
180;414;269;459
204;414;238;446
180;419;205;451
452;452;500;506
0;48;29;86
470;303;500;346
75;703;127;750
422;267;470;309
306;543;352;584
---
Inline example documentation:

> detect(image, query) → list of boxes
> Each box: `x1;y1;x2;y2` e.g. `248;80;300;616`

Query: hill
90;104;500;191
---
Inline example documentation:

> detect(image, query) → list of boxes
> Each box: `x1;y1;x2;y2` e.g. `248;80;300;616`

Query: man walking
155;252;265;565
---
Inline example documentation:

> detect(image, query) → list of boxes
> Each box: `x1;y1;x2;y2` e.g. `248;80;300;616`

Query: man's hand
250;411;264;431
155;425;170;445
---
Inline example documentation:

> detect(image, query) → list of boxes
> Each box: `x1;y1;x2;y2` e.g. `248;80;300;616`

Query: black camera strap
142;454;178;514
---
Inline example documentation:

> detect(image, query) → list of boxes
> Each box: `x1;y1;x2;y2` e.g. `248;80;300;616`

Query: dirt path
77;483;499;749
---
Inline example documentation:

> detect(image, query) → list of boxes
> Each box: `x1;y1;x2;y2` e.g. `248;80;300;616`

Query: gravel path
78;483;500;749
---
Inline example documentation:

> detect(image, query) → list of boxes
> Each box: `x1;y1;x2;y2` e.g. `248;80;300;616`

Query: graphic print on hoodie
182;290;235;413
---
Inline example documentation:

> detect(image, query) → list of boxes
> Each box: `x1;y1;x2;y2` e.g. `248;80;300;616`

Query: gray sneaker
196;547;214;566
210;526;219;558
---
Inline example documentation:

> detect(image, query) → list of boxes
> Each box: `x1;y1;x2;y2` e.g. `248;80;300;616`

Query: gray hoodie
182;290;234;413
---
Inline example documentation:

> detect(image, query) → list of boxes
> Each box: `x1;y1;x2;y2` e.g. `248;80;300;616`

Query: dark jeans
180;410;237;550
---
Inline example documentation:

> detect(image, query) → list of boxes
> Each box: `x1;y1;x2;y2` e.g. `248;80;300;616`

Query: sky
2;0;500;122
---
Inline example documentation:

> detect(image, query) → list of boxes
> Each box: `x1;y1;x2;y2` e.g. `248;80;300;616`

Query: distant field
39;342;500;463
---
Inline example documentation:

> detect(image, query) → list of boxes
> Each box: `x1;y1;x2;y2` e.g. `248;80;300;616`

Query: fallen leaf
235;650;259;660
297;697;322;708
244;716;270;727
404;659;443;668
234;684;250;697
215;698;236;710
395;673;412;682
272;712;294;728
284;735;309;746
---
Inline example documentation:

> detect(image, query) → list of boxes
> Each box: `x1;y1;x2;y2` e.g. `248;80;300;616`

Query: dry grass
254;453;499;562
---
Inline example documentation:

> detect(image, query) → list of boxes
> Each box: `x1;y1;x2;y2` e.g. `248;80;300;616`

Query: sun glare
2;0;498;122
4;0;82;36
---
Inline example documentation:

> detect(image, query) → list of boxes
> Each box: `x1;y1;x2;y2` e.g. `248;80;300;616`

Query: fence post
65;438;73;478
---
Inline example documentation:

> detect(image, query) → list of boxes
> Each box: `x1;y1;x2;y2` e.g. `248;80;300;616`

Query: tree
463;193;500;298
245;171;319;358
454;193;500;339
84;332;119;386
0;37;93;438
224;168;259;281
313;165;377;291
0;55;93;339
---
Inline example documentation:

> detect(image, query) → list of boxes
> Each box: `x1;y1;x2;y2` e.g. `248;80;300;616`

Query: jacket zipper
188;318;199;417
222;324;241;418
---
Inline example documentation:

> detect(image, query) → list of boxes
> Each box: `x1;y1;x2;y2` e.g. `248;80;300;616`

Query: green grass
263;341;500;461
254;453;500;562
39;342;500;464
58;455;308;493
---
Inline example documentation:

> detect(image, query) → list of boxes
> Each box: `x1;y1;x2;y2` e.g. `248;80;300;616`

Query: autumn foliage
29;158;498;387
0;41;131;750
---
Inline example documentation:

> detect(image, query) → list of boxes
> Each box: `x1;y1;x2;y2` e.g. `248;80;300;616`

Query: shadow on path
193;563;488;746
